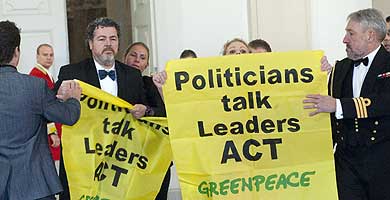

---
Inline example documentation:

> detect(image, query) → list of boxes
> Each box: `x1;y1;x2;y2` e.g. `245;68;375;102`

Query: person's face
383;22;390;52
124;44;149;72
343;20;370;60
88;26;119;68
225;41;249;55
36;46;54;69
249;47;268;53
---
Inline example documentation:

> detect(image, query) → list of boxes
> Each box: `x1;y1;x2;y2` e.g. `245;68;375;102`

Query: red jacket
29;64;62;161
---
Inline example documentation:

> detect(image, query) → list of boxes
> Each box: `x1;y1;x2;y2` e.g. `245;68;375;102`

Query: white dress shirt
94;60;118;97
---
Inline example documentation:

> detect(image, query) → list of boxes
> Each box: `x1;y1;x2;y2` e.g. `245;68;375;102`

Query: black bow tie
353;57;369;67
98;70;116;81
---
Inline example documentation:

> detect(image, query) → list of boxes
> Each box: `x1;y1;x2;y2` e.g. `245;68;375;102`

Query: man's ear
88;40;93;50
367;29;376;42
11;46;20;66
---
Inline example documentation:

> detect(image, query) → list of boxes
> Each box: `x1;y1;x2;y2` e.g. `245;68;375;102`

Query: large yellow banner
62;81;172;200
164;51;338;199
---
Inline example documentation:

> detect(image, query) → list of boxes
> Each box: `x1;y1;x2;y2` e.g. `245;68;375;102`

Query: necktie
353;57;369;67
98;70;116;81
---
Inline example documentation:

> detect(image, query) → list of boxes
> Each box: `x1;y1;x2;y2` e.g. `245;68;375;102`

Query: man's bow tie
353;57;369;67
98;70;116;81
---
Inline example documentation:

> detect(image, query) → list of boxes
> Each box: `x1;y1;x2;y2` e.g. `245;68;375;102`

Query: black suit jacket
56;58;147;105
329;46;390;146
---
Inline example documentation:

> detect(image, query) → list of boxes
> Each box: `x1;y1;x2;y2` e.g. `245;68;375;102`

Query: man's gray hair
348;8;386;42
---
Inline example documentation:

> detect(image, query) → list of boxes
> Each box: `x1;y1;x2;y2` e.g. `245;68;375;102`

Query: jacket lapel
86;59;101;88
360;46;389;96
115;61;125;98
333;59;353;98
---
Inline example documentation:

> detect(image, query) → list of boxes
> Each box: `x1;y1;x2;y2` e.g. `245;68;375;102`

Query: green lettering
253;175;265;191
287;172;300;187
209;182;219;197
219;179;230;195
241;177;253;192
276;173;288;189
198;181;210;197
265;174;277;190
300;171;316;187
230;178;241;194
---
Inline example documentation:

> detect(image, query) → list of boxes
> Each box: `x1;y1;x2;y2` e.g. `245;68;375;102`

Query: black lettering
230;121;243;134
121;120;134;140
137;156;148;169
193;75;206;90
214;123;228;136
268;69;282;84
246;116;259;133
243;139;262;161
261;119;275;133
285;68;298;83
198;121;213;137
224;68;234;87
263;138;282;159
221;140;242;164
300;68;314;83
221;95;232;112
102;118;110;134
175;71;189;91
111;164;128;187
104;140;118;157
115;147;127;161
287;118;300;132
84;138;95;154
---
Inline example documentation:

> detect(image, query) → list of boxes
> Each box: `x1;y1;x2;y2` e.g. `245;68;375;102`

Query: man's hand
56;80;82;101
130;104;147;119
320;56;332;73
303;94;336;116
49;133;60;147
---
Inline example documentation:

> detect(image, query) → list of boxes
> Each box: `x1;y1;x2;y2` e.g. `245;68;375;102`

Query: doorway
66;0;132;63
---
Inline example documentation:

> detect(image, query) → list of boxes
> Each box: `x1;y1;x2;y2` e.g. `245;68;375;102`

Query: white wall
153;0;249;70
373;0;390;17
310;0;372;65
0;0;69;79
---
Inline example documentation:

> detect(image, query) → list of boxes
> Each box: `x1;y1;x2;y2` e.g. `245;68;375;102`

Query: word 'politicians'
175;65;314;91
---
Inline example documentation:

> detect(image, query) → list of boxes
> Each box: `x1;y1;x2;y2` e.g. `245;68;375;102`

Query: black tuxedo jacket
56;58;147;105
329;46;390;146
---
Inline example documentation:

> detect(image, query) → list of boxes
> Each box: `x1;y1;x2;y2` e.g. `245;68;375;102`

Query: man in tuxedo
57;17;153;200
29;44;62;170
304;8;390;200
0;20;81;200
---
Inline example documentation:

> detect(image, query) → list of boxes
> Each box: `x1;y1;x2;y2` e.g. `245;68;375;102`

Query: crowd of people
1;7;390;200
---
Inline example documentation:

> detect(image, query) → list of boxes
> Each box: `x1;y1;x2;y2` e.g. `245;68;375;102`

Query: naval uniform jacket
329;46;390;147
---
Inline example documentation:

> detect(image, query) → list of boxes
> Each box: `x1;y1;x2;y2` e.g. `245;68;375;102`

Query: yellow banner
164;51;338;199
62;81;172;200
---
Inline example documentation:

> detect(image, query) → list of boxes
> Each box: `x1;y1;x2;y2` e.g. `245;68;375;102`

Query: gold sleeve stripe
359;97;367;118
352;98;361;118
356;98;366;118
